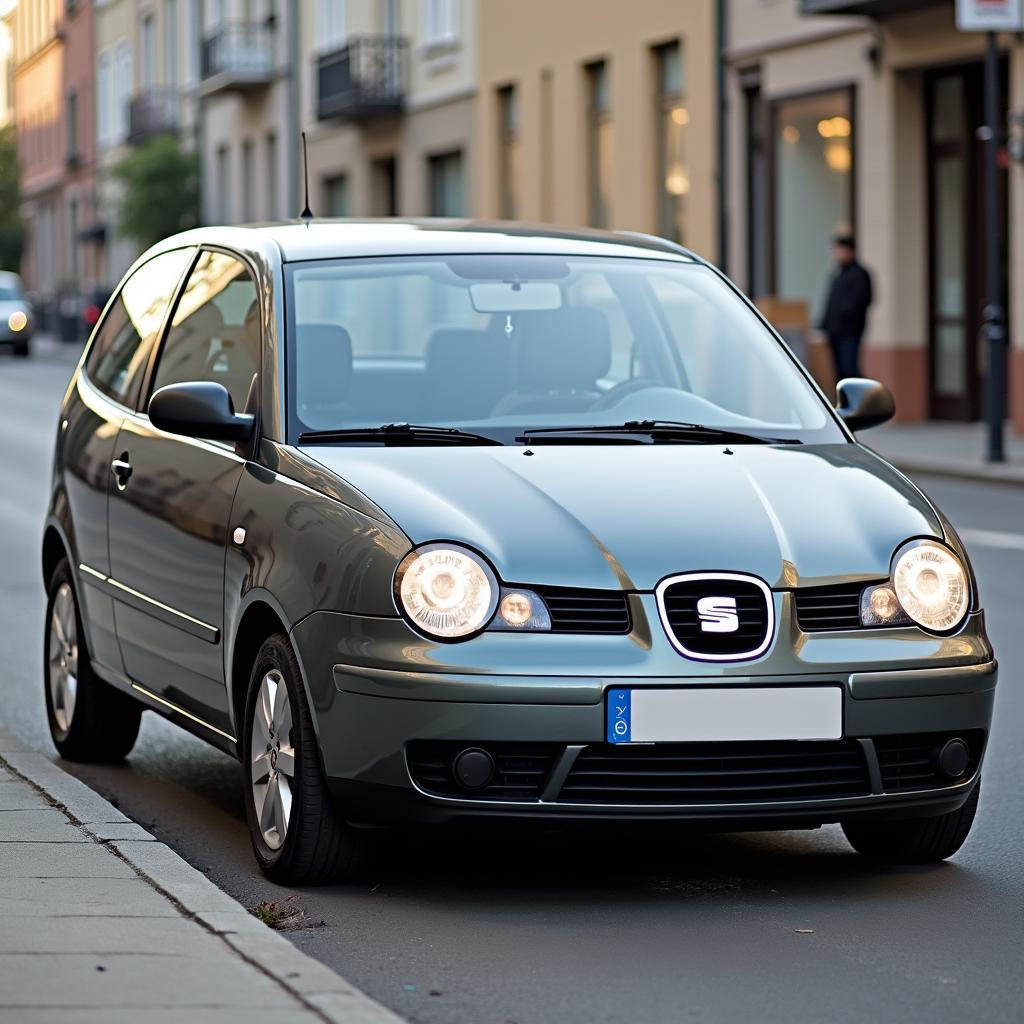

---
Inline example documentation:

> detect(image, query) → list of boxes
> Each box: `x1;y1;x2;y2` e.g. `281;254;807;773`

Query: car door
107;250;261;737
66;248;196;675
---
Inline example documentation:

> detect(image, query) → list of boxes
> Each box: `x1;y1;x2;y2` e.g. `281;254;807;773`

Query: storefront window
654;41;687;243
773;89;854;317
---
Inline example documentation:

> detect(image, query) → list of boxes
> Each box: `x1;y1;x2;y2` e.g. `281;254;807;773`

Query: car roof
152;219;701;265
0;271;23;285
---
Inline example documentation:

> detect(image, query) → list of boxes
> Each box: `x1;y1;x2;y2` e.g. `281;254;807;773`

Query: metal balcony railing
200;21;274;92
128;90;180;145
317;36;408;123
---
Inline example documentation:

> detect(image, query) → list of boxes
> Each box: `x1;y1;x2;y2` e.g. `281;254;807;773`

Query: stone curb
0;725;405;1024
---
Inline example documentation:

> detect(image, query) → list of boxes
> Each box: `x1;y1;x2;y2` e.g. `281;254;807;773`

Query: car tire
241;633;366;884
13;338;30;357
842;782;980;863
44;558;142;762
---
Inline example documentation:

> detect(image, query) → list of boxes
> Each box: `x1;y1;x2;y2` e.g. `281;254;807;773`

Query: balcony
317;36;408;123
128;91;180;145
800;0;939;14
200;21;274;96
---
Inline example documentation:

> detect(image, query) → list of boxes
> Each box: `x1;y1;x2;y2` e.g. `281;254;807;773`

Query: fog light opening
935;738;971;780
452;747;495;790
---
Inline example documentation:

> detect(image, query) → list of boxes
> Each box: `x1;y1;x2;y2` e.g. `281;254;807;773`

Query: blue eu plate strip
607;689;631;743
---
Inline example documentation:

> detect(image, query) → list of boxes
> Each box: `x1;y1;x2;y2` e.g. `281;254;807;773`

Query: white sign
957;0;1024;31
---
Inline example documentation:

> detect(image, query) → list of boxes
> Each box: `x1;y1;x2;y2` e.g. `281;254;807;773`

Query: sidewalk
0;725;403;1024
865;421;1024;485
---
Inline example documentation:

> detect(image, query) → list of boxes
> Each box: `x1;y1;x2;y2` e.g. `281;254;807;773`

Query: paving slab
0;877;181;918
0;780;46;811
0;915;225;956
0;1010;299;1024
0;807;91;842
0;953;309;1010
0;841;137;878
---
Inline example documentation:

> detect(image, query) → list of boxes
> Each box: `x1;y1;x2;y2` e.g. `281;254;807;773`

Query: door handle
111;453;132;490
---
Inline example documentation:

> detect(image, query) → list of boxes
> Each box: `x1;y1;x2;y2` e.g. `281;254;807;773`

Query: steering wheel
590;378;660;412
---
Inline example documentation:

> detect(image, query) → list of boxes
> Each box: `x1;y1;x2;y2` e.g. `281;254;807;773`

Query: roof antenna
299;131;313;225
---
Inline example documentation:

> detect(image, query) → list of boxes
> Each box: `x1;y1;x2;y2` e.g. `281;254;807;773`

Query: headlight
395;544;497;639
8;311;27;332
890;540;969;632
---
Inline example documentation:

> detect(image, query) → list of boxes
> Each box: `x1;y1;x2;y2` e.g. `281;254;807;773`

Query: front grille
407;741;561;800
795;583;871;632
532;586;631;635
875;731;985;792
558;741;871;804
659;575;771;659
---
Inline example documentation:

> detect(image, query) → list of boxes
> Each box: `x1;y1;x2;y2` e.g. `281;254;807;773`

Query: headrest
514;308;611;390
295;323;353;408
181;301;224;339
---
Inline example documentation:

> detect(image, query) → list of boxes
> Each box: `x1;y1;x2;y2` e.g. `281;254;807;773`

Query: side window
151;251;260;412
85;248;195;406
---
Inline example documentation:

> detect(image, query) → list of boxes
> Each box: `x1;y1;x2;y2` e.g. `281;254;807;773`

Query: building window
115;40;132;142
654;41;686;243
216;144;230;222
323;174;349;217
68;196;79;279
164;0;179;88
428;150;464;217
241;139;254;221
585;60;612;228
772;88;854;317
66;89;79;161
317;0;347;52
265;131;277;219
497;85;520;220
140;13;156;90
371;157;398;216
423;0;458;47
96;50;113;148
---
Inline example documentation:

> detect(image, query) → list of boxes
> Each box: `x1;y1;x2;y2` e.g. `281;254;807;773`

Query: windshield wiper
297;423;503;446
517;420;801;446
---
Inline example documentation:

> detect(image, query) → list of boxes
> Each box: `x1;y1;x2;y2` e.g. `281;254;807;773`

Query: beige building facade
725;0;1024;429
475;0;719;259
299;0;478;220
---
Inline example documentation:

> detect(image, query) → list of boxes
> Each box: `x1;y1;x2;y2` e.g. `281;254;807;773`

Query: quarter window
151;251;260;412
85;247;195;407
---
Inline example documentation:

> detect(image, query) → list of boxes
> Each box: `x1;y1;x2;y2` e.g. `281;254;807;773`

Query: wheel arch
42;521;72;586
227;592;317;744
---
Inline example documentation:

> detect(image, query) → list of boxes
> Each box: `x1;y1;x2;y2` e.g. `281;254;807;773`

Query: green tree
112;136;200;248
0;126;25;273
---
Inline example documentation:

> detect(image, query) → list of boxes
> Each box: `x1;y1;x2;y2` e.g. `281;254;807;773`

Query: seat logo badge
697;596;739;633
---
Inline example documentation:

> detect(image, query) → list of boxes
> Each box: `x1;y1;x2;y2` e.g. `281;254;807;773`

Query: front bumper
291;606;996;827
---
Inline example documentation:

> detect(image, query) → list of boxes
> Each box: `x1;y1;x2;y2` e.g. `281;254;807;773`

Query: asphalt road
1;340;1021;1024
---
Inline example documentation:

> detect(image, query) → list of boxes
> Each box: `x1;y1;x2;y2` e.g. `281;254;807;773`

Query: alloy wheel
48;583;79;734
250;669;296;851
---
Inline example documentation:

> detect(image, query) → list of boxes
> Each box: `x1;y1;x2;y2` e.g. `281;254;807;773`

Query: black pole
983;30;1006;463
716;0;729;272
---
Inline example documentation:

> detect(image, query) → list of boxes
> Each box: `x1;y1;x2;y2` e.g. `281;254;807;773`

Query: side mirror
148;381;255;442
836;377;895;432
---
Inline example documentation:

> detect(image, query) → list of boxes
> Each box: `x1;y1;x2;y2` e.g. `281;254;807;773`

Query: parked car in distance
43;221;995;883
0;271;35;357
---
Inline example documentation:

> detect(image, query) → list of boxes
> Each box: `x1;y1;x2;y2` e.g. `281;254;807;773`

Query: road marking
960;528;1024;551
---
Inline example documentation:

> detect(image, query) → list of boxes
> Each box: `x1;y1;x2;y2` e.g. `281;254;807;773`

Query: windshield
284;255;843;444
0;286;23;301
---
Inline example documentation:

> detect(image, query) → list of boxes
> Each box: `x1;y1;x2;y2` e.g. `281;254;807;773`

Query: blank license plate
606;687;843;744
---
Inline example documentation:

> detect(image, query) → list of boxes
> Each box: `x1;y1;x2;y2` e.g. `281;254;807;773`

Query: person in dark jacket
819;235;873;381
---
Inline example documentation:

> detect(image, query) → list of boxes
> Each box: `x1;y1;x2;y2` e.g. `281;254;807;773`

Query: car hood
0;300;28;317
300;442;943;591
